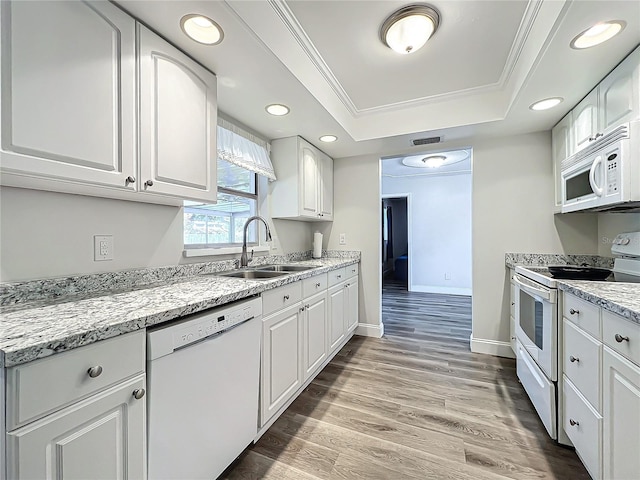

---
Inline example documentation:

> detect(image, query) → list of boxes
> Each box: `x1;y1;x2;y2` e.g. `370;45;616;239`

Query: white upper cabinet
0;0;136;190
551;113;572;209
137;24;217;202
572;89;599;154
270;136;334;221
598;47;640;132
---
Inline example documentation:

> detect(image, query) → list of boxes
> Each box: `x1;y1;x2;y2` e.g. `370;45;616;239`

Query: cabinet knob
145;180;154;187
300;306;305;312
132;388;146;400
283;295;290;301
305;304;310;309
511;302;515;306
614;334;630;343
569;418;579;427
87;365;103;378
569;355;579;363
511;336;516;340
315;282;321;288
569;308;580;315
337;275;342;279
125;175;136;185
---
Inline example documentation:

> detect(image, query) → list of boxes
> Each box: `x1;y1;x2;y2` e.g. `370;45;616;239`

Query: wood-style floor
222;279;590;479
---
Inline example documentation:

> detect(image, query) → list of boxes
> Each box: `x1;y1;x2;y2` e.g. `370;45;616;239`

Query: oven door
561;153;605;213
513;273;557;380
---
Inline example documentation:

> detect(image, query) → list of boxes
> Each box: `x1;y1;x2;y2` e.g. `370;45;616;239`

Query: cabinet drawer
345;264;359;280
303;273;328;299
328;267;346;287
564;294;601;340
262;282;302;317
563;318;602;411
563;376;602;479
6;330;145;430
602;310;640;366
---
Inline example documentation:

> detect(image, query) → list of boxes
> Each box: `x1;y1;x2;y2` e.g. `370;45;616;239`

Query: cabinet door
261;304;303;425
138;24;217;202
328;283;346;353
319;151;333;220
603;347;640;480
346;276;359;333
0;0;136;190
299;141;319;218
303;292;328;380
572;89;599;153
6;375;146;480
551;113;572;209
599;47;640;132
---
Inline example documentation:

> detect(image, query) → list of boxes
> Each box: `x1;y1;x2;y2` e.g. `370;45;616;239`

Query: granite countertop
0;256;359;368
506;253;639;326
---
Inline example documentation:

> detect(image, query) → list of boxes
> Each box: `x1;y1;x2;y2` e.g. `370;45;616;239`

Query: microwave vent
412;136;441;146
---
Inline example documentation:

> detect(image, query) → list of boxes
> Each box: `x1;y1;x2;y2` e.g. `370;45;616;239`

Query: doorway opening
382;195;410;291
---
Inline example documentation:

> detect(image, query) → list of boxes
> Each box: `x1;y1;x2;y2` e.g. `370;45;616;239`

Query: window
184;160;258;247
183;116;276;251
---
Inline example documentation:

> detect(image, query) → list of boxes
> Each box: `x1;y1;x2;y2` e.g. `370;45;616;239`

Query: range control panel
611;231;640;258
605;149;620;196
147;296;262;360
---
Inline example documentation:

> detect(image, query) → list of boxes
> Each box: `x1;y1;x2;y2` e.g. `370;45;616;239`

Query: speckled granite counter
0;253;360;368
506;253;639;327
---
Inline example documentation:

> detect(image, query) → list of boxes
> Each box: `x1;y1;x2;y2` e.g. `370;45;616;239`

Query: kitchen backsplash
0;250;361;308
505;253;614;269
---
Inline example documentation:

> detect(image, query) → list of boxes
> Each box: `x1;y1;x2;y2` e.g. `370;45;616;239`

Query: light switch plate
94;235;114;261
339;233;346;245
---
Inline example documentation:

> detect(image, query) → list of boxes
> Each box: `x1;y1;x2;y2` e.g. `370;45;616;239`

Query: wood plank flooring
222;279;589;479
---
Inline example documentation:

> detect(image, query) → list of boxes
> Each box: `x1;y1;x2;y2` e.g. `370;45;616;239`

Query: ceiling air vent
411;136;441;146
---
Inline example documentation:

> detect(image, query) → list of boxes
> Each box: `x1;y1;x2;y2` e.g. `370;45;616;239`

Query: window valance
217;116;276;181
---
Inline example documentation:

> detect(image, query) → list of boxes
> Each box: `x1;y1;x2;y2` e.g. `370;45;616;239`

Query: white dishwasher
146;296;262;480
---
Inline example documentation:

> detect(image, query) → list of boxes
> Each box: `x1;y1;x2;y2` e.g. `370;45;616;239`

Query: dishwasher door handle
172;316;256;353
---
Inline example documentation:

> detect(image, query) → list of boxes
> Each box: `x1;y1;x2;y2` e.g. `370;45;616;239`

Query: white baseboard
355;322;384;338
410;285;472;296
470;335;515;359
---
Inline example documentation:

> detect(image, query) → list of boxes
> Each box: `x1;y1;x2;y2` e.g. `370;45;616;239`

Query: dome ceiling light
570;21;626;49
402;150;469;169
380;4;440;55
529;97;564;111
180;14;224;45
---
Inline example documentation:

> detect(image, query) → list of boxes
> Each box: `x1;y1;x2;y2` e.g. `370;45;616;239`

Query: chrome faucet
240;216;272;268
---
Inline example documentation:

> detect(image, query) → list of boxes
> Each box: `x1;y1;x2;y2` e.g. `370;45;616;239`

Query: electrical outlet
94;235;114;261
339;233;346;245
444;273;451;280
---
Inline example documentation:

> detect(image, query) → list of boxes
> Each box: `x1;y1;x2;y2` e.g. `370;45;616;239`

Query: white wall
597;213;640;256
0;185;312;282
324;131;600;351
382;172;472;295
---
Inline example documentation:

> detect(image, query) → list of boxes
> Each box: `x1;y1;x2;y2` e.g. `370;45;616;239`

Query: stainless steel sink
257;264;317;272
217;270;290;280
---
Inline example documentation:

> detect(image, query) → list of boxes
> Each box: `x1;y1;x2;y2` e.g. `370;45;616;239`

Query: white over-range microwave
561;121;640;213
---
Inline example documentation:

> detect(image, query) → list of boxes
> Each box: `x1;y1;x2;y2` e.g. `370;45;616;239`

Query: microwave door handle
512;274;552;301
589;155;604;197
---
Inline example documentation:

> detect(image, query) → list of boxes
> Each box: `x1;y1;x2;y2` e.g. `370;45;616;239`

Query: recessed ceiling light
570;21;625;49
265;104;290;116
180;14;224;45
319;135;337;143
529;97;564;111
380;4;440;54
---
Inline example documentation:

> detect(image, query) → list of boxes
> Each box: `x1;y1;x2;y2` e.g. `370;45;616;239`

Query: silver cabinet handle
305;304;310;309
132;388;145;400
511;302;515;306
569;419;579;427
87;366;103;378
283;295;290;301
569;308;580;315
615;334;630;343
299;306;305;312
125;175;136;184
569;355;579;363
337;275;342;279
145;180;154;187
511;336;516;340
315;282;321;288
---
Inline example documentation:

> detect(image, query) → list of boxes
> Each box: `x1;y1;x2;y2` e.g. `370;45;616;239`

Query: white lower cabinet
6;375;146;480
328;283;346;353
260;303;303;425
302;291;328;380
603;347;640;480
346;276;359;334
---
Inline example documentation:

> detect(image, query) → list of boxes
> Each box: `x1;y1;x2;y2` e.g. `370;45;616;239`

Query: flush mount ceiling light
402;150;469;169
529;97;564;111
265;104;290;116
380;4;440;54
319;135;337;143
180;14;224;45
570;21;625;49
